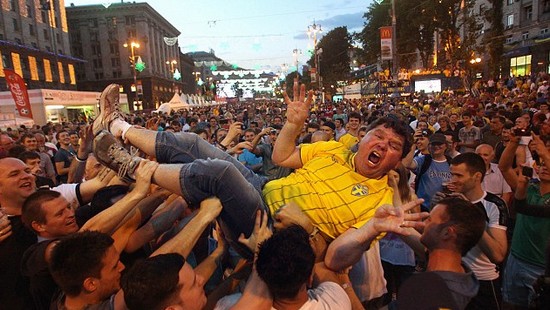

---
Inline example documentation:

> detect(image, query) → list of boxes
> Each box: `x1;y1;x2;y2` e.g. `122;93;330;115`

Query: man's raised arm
272;82;313;169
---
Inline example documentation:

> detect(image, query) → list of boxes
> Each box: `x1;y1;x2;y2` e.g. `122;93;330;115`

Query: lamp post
292;48;302;73
307;22;322;90
123;41;140;109
166;60;178;93
469;56;482;95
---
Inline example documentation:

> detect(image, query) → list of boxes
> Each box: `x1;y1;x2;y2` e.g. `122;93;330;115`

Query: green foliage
306;26;352;90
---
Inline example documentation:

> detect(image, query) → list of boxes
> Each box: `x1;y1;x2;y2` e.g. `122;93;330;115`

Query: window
109;43;119;54
111;58;120;67
94;72;104;80
507;14;514;27
92;59;103;68
542;28;549;35
91;44;101;55
109;17;117;27
112;71;121;78
31;42;37;48
525;6;533;21
89;18;98;28
523;31;529;40
29;24;34;36
41;10;47;23
545;0;550;13
510;55;532;77
508;0;514;5
12;18;19;31
26;4;33;18
125;16;135;25
10;0;17;11
14;38;21;44
46;46;51;52
43;29;49;40
127;29;136;38
56;33;61;44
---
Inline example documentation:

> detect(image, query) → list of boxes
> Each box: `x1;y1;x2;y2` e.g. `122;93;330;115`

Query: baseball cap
323;121;336;131
429;133;447;145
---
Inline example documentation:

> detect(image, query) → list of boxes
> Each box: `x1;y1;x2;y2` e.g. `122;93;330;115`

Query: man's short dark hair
437;197;486;255
349;112;362;121
365;116;412;158
55;130;67;141
49;231;114;296
18;150;40;163
306;122;320;130
256;225;315;300
21;190;60;231
19;132;35;143
121;253;185;310
451;153;486;181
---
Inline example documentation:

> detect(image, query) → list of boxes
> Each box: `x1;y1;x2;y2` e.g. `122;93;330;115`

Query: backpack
414;154;451;192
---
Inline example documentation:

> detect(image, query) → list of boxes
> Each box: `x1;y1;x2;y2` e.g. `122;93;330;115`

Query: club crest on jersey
351;184;369;196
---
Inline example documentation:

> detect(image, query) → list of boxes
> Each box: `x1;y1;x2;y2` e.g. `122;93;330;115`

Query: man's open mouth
368;151;381;165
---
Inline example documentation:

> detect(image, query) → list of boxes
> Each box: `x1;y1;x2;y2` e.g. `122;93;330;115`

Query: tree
231;82;243;99
306;26;351;90
484;0;504;78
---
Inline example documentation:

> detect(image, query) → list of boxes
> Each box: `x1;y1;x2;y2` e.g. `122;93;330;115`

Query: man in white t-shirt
447;153;509;309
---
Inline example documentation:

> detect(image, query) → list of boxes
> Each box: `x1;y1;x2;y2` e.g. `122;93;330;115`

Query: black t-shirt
0;215;38;309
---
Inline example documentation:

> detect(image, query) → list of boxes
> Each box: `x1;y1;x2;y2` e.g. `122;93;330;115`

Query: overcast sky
70;0;371;72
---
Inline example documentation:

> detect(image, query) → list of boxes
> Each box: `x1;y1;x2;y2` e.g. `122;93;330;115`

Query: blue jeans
154;131;268;254
502;253;545;307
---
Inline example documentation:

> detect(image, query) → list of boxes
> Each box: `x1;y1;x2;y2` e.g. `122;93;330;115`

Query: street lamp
292;49;302;72
166;60;179;92
468;56;482;95
307;21;322;90
123;41;140;108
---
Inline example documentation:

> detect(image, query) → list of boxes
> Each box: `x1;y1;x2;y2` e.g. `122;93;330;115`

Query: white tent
168;93;189;110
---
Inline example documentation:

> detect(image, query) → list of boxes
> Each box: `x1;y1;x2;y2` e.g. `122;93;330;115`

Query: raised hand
238;210;272;253
371;199;428;235
273;202;313;232
133;159;159;195
282;81;314;126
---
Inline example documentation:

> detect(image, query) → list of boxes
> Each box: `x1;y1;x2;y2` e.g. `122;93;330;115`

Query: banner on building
3;69;33;119
380;26;393;61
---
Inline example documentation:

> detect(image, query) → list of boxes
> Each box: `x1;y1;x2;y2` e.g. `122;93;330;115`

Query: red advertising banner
4;69;33;119
380;26;393;61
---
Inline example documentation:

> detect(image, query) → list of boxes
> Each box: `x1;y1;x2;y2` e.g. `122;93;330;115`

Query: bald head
475;144;495;168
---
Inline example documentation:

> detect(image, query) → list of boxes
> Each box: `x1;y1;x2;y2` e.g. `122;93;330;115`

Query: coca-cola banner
4;69;33;119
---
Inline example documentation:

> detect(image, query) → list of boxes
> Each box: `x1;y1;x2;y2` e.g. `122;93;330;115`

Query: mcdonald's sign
380;26;393;60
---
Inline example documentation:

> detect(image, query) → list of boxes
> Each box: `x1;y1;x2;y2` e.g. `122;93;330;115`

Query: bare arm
124;195;186;253
272;82;313;168
79;160;158;233
68;126;93;183
477;227;508;264
325;199;426;271
151;197;222;257
401;144;418;170
498;140;520;191
77;167;117;204
194;224;228;281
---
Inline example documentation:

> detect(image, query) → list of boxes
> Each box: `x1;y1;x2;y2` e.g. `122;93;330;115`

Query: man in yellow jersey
337;112;362;149
91;83;417;261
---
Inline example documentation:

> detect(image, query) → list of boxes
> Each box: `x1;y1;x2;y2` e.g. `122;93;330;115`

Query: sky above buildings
71;0;371;73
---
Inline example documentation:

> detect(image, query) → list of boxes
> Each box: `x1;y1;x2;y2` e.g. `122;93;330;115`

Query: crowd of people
0;72;550;310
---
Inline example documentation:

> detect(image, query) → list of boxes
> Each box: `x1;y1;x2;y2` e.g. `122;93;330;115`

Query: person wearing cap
403;132;452;212
320;121;336;140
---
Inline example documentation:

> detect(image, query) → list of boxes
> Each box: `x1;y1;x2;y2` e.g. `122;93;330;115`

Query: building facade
0;0;79;91
66;2;193;110
502;0;550;77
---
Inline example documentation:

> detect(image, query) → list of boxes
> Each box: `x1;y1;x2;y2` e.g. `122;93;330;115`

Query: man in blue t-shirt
403;133;451;211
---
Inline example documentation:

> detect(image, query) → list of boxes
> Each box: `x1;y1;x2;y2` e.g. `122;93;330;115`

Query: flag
4;69;33;119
